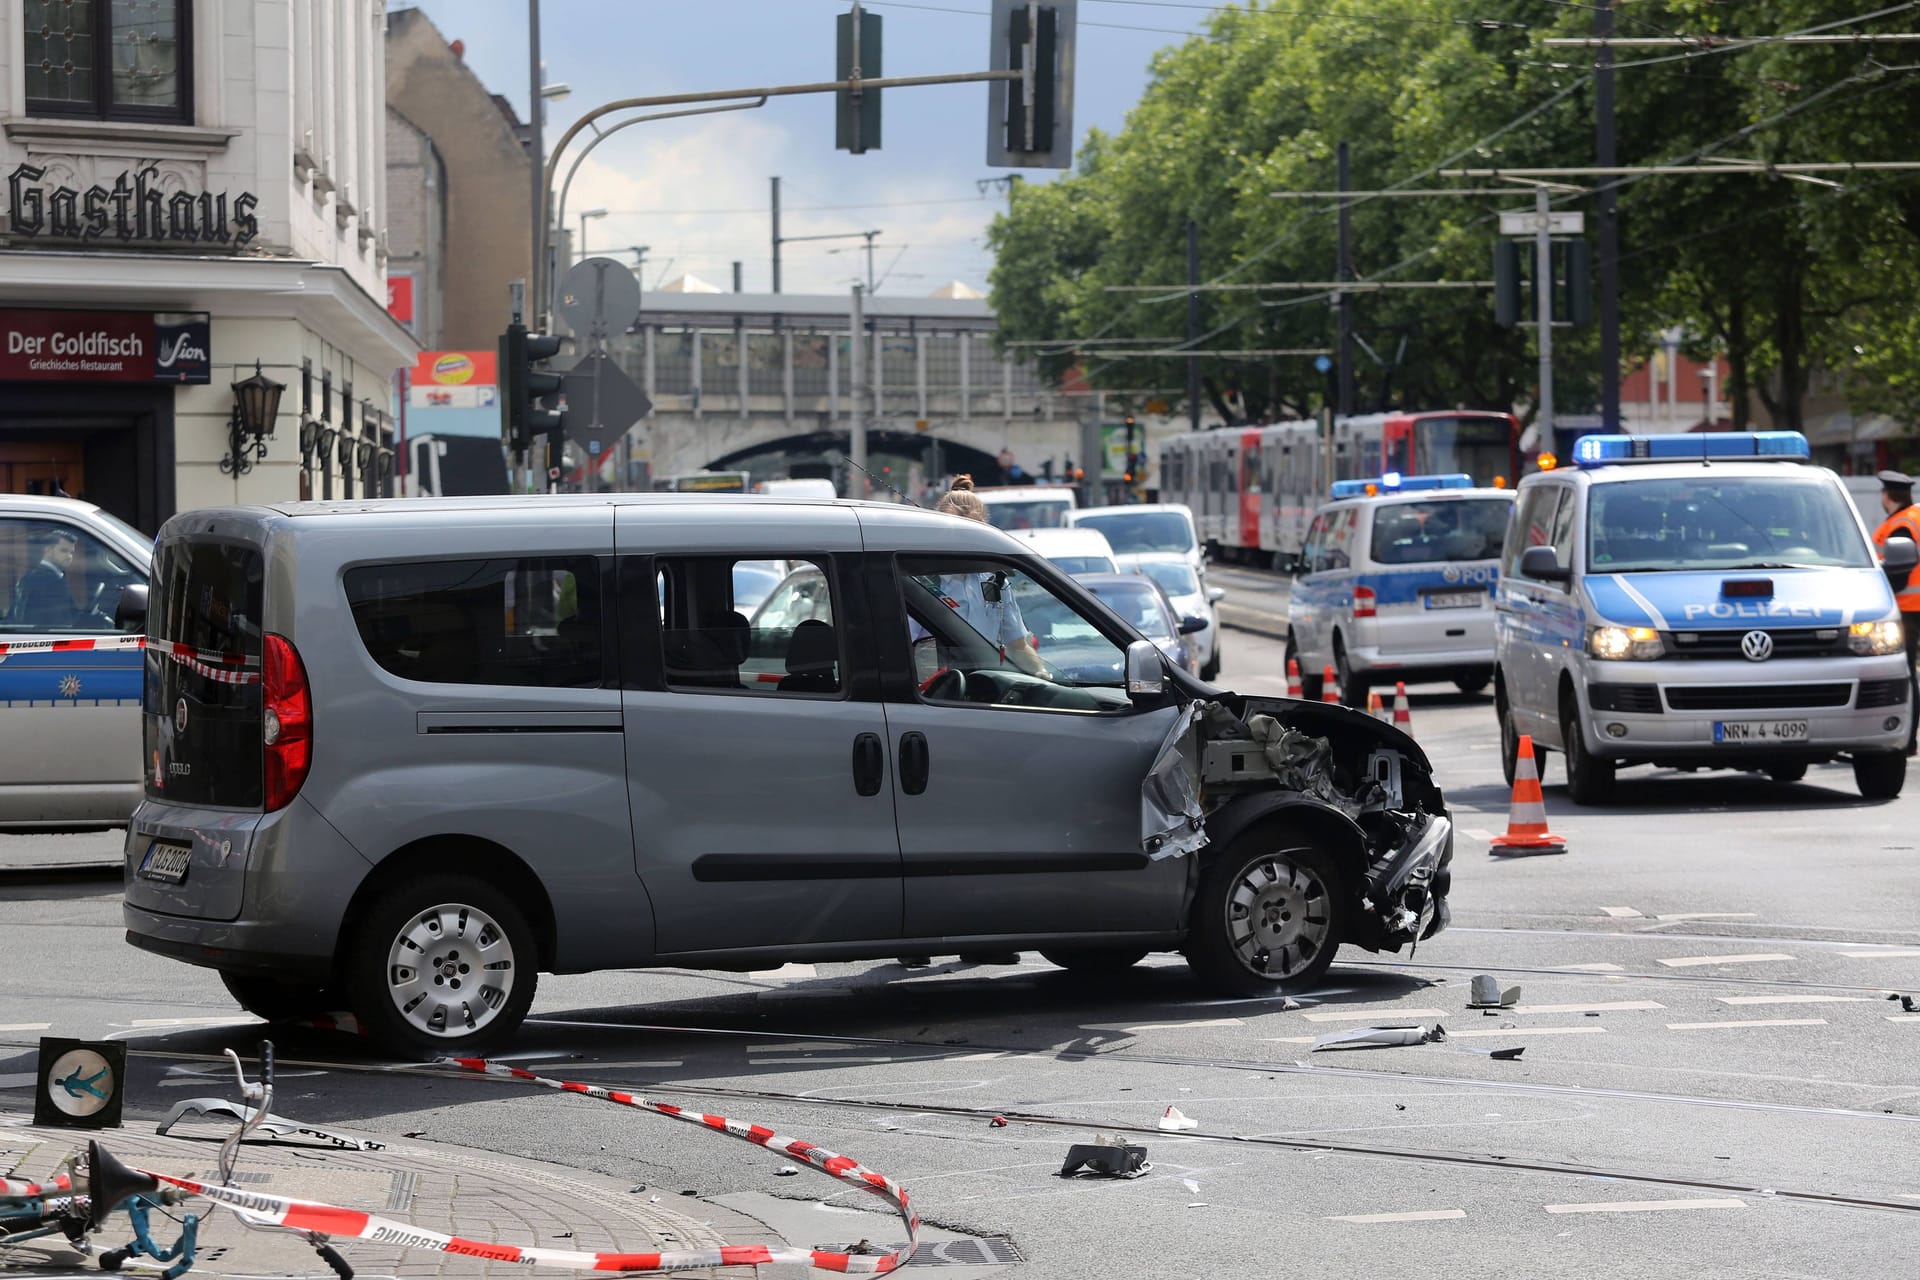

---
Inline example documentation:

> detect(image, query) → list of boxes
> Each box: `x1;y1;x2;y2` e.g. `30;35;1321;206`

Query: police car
1493;432;1916;804
1286;473;1516;705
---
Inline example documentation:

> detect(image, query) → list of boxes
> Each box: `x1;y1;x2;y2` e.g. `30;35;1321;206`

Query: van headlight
1849;618;1905;656
1587;624;1665;661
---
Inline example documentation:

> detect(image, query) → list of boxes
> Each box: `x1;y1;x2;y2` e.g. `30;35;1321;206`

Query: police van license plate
1423;590;1483;610
1714;720;1808;744
138;840;192;884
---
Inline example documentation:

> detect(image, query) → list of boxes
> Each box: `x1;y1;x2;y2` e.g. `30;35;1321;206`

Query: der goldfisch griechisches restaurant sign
7;163;259;246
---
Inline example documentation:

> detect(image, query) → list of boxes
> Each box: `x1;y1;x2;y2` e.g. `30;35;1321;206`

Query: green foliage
986;0;1920;433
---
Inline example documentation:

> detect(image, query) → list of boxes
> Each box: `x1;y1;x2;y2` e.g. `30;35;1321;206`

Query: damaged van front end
1145;692;1452;993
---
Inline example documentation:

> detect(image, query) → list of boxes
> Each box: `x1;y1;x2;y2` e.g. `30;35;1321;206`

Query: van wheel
1498;683;1519;787
1041;948;1150;975
220;973;336;1023
344;873;537;1056
1185;833;1344;997
1333;637;1366;707
1559;690;1616;805
1288;637;1323;701
1853;751;1907;800
1766;763;1808;784
1455;671;1491;696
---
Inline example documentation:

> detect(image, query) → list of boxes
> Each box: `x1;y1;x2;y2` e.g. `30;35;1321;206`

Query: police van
1493;432;1916;803
1286;473;1516;704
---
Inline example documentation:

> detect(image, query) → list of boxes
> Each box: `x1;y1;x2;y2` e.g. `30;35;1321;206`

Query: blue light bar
1330;473;1474;498
1572;431;1810;467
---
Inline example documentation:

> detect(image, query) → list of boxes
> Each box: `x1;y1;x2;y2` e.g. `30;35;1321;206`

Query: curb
0;863;122;884
1217;600;1290;643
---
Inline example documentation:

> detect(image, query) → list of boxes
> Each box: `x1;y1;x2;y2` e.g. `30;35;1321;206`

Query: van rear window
345;558;604;688
1369;499;1512;565
145;541;265;807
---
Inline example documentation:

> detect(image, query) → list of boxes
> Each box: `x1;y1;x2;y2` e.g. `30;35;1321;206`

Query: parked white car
1129;553;1226;681
1007;526;1119;576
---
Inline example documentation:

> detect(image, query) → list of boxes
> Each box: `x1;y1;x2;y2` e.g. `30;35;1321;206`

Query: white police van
1286;473;1516;704
1494;432;1916;803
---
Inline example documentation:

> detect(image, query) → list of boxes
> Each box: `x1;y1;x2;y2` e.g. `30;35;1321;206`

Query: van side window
1547;486;1577;571
656;556;841;696
345;557;603;688
1504;487;1561;578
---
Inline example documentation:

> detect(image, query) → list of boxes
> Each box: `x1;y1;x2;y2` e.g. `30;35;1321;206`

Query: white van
976;485;1078;531
757;478;839;500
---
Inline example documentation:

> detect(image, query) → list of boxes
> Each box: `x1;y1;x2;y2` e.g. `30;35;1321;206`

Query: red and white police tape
0;635;259;685
0;1172;72;1197
117;1058;921;1274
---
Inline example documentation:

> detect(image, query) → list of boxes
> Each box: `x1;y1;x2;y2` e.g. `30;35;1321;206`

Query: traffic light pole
1533;184;1555;447
847;284;866;499
532;68;1023;328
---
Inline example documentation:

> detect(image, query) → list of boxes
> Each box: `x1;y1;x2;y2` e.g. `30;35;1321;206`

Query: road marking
1600;906;1642;918
1843;949;1920;958
1459;828;1495;841
1545;1198;1746;1215
1511;1000;1664;1015
747;963;818;980
1557;963;1626;972
0;1023;51;1032
748;1041;857;1053
129;1016;261;1027
747;1055;897;1066
1666;1019;1828;1030
1655;912;1757;922
1302;1008;1448;1023
1888;1015;1920;1023
1444;1026;1606;1037
1084;1017;1246;1033
1716;995;1874;1006
1655;953;1794;968
1330;1210;1467;1223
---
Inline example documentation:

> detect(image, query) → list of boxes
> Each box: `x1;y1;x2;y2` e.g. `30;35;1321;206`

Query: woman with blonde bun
928;475;1049;678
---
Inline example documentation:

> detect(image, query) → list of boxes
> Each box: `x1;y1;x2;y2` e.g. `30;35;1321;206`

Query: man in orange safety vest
1872;470;1920;755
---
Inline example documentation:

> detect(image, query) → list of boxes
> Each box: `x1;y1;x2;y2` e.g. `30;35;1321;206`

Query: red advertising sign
387;274;415;323
0;308;211;384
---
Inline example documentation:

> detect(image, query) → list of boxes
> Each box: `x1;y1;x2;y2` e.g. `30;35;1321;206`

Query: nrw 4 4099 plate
1714;720;1809;744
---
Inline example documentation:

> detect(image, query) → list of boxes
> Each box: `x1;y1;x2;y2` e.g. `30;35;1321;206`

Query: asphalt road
5;569;1918;1278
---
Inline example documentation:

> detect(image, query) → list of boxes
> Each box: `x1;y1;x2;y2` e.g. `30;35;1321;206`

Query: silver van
123;496;1454;1054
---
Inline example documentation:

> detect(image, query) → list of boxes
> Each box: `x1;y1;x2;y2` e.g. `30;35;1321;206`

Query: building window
24;0;190;123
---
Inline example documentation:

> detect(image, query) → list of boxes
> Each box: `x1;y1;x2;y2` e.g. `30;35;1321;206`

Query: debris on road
990;1115;1009;1128
1489;1047;1525;1061
156;1098;387;1151
1158;1106;1198;1131
1059;1137;1152;1179
1311;1024;1447;1052
776;1165;801;1177
1468;975;1520;1009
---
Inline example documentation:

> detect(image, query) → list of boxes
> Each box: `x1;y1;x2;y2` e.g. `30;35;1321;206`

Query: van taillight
1352;585;1377;618
262;633;311;811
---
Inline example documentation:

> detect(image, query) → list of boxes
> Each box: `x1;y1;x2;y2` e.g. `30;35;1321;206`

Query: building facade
0;0;413;531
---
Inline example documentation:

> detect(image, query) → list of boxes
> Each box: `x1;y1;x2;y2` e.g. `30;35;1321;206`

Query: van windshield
1370;498;1512;565
1587;476;1873;572
983;499;1071;531
1073;510;1194;554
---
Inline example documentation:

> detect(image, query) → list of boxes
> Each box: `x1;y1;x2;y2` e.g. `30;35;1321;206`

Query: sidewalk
0;829;124;878
1;1109;795;1279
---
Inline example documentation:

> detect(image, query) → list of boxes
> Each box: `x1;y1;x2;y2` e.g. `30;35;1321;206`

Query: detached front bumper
1575;654;1910;762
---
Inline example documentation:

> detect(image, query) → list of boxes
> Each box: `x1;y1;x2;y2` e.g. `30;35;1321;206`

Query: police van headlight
1587;624;1664;661
1849;618;1905;656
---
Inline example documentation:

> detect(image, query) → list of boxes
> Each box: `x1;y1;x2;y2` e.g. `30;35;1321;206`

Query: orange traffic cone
1286;658;1303;699
1490;735;1568;854
1392;682;1414;736
1367;690;1386;721
1321;665;1341;705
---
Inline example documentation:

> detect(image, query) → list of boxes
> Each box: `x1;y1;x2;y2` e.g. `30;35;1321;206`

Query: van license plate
139;841;192;884
1423;591;1482;610
1713;720;1809;744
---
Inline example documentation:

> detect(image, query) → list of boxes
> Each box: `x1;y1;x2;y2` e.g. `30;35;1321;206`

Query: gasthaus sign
0;309;210;384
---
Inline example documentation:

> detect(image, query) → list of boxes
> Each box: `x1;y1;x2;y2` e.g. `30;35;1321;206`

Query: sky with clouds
395;0;1210;297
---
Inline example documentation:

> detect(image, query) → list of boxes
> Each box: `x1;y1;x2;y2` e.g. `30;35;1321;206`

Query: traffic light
836;4;882;154
1561;238;1593;325
987;0;1077;170
1493;240;1523;328
499;322;566;453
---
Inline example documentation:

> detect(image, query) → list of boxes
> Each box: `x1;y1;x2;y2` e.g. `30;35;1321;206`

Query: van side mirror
1881;536;1917;589
1125;638;1166;695
113;582;149;633
1519;545;1571;583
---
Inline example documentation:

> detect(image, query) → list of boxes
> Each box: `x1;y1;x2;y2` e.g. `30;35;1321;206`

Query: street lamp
221;361;286;477
578;207;607;257
539;81;572;103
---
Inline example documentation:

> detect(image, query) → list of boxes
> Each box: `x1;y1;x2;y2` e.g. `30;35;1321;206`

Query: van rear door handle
852;732;884;797
898;731;930;796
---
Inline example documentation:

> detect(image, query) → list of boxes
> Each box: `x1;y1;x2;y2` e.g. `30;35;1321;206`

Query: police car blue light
1329;473;1474;498
1571;431;1810;467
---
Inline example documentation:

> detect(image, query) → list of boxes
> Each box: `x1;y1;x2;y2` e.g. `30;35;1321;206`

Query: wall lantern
221;361;285;476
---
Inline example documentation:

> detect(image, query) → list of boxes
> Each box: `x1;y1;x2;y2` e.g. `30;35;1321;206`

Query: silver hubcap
1226;855;1330;980
384;902;516;1038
